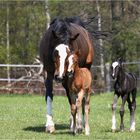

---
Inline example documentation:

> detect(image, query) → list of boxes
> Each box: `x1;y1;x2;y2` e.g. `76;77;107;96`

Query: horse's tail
129;73;137;88
129;73;137;102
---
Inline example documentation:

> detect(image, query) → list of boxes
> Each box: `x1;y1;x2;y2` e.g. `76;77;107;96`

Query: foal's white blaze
112;61;119;77
68;55;74;72
55;44;69;77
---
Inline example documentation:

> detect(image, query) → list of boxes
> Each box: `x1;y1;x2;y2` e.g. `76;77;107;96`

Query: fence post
105;63;111;92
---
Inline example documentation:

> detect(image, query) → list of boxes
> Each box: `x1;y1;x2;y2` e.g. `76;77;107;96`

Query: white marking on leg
85;126;90;136
46;114;54;127
130;115;135;132
112;113;116;130
70;114;74;131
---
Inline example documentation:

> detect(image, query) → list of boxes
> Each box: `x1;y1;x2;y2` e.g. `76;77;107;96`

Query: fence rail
0;62;139;94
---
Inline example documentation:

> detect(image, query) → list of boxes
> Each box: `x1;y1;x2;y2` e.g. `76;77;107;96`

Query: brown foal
66;52;92;135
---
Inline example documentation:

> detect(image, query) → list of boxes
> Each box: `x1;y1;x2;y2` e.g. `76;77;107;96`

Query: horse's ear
70;33;80;41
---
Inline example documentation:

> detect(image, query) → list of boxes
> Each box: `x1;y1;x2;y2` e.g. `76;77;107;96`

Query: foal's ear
118;57;123;63
118;57;125;66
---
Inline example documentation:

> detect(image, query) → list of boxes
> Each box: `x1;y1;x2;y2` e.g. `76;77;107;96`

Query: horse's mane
50;17;85;28
65;17;85;28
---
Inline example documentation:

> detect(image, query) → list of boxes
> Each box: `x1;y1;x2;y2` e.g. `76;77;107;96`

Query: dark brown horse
39;17;94;133
111;58;137;132
66;51;92;135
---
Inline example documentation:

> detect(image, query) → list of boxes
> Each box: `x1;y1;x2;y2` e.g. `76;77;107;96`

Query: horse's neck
117;68;125;85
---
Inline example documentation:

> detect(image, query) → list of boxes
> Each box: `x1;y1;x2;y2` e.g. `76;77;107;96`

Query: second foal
111;58;137;132
66;52;92;135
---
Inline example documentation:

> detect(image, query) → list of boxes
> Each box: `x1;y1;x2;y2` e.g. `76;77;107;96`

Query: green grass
0;93;140;139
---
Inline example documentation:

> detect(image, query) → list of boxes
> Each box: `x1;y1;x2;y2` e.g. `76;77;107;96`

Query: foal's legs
112;94;119;132
120;94;128;132
71;103;77;134
84;93;90;135
76;90;84;134
129;89;136;132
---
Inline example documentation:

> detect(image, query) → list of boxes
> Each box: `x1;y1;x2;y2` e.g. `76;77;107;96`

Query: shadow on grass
23;125;45;133
23;123;70;134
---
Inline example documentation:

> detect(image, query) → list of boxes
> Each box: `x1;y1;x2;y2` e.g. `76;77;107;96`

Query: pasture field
0;92;140;140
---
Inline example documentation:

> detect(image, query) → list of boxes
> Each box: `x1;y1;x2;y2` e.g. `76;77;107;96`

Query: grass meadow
0;92;140;140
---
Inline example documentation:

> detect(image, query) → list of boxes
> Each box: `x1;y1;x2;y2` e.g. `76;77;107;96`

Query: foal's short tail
132;88;137;102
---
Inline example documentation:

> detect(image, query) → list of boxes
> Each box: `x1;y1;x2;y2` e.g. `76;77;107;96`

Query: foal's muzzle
66;71;74;78
111;74;115;79
111;73;117;80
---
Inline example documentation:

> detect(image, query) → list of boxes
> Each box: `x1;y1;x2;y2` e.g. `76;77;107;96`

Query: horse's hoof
77;128;83;134
72;131;76;136
129;128;135;132
120;129;124;132
112;129;116;133
85;131;90;136
45;125;55;133
120;125;124;132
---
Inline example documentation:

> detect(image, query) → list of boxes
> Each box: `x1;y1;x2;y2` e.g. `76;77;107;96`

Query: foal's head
66;52;79;78
111;58;123;79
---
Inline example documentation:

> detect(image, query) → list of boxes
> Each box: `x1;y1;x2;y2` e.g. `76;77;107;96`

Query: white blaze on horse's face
67;55;74;73
55;44;69;78
112;61;119;78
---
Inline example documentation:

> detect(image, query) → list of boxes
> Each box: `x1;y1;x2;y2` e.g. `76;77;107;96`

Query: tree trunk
96;0;105;90
45;0;50;30
6;2;10;85
96;0;104;79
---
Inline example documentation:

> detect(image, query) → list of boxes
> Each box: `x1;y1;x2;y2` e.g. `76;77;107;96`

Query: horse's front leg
112;93;119;132
120;94;128;132
45;76;55;133
62;83;73;130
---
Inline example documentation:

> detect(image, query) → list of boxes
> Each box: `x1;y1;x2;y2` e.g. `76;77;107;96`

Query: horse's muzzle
54;75;63;83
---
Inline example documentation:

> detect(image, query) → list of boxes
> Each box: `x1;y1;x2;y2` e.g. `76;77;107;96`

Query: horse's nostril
54;75;63;83
54;75;58;80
